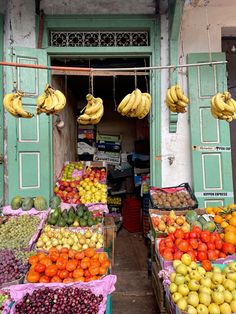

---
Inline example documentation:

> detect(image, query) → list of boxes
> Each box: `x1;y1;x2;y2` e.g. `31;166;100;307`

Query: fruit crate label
195;191;234;197
192;145;231;152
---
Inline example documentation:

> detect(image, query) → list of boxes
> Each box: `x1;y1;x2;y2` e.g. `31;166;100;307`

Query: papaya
22;197;34;211
49;196;61;209
11;196;23;210
34;196;47;211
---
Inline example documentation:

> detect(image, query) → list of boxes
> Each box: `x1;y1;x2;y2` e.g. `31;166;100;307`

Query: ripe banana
175;85;189;104
117;93;131;113
12;92;33;118
130;88;142;112
170;86;178;103
132;94;146;117
121;91;136;115
77;94;104;125
166;84;189;114
3;93;20;117
85;96;103;115
53;90;66;112
211;91;236;122
138;93;152;119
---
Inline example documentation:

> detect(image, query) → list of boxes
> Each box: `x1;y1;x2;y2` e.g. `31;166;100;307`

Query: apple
214;284;225;292
177;297;187;311
226;272;236;282
228;262;236;272
189;270;202;281
197;267;206;276
176;264;188;276
172;292;182;303
205;272;213;279
223;279;236;291
199;292;211;306
169;282;178;293
200;277;212;288
199;286;212;294
190;261;198;270
213;266;222;273
173;260;182;270
223;290;233;303
219;303;231;314
185;275;191;283
174;274;186;285
231;289;236;299
178;284;190;296
187;291;199;307
181;254;192;266
188;280;200;291
197;304;209;314
170;272;176;283
212;273;223;285
208;303;220;314
230;299;236;312
187;305;198;314
211;291;225;305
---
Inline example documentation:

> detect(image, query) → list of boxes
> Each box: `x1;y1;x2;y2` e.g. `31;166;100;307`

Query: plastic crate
142;193;150;213
123;198;142;233
106;294;112;313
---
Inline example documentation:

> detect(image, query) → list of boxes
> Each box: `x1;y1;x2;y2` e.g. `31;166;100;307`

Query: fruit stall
0;161;116;314
148;184;236;314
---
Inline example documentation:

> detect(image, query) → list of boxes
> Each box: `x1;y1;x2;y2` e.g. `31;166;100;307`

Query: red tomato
210;233;218;242
165;238;174;249
201;231;211;243
173;250;183;260
183;232;190;239
215;239;223;250
198;242;207;252
175;238;182;247
168;233;175;242
219;252;226;258
178;240;189;252
207;250;218;261
174;229;184;239
189;231;198;239
34;263;46;273
162;250;173;261
201;260;212;271
197;250;207;261
192;226;202;235
189;239;198;250
187;250;196;261
207;242;215;250
222;243;235;255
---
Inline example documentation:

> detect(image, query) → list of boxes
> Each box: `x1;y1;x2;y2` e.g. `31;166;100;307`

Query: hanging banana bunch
211;91;236;122
117;88;152;119
36;84;66;115
165;84;189;113
77;94;104;125
3;91;33;118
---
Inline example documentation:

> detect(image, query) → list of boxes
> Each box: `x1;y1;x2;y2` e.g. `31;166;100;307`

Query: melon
49;196;61;209
22;197;34;211
34;196;47;211
11;196;23;210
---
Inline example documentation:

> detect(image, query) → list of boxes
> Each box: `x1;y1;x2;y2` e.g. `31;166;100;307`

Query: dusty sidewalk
112;229;158;314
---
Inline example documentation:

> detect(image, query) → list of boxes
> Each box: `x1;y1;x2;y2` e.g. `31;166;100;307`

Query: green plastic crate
106;294;112;313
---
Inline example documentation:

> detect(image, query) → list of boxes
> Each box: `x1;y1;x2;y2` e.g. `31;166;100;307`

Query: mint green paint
6;47;51;202
188;53;234;207
0;15;3;204
168;0;185;133
40;15;161;187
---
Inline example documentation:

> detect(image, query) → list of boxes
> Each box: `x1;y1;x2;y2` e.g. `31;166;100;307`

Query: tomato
219;252;226;258
201;231;211;243
58;269;69;279
197;250;207;261
66;260;78;272
215;239;223;250
186;250;196;261
49;251;60;262
189;239;198;250
73;268;84;278
178;240;189;252
201;260;212;271
192;226;202;235
75;251;85;260
222;243;235;255
26;271;40;283
168;233;175;242
189;231;198;239
40;257;52;268
210;233;218;242
162;250;173;261
56;257;67;270
183;232;190;239
50;275;62;283
198;242;207;251
174;229;184;239
207;250;218;261
175;238;182;247
29;255;39;265
173;250;183;260
34;263;46;273
39;275;50;283
165;238;174;249
45;265;58;277
207;242;215;250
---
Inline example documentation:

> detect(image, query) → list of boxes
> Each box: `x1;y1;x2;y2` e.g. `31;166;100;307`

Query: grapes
0;290;10;313
15;287;103;314
0;249;29;285
0;215;40;250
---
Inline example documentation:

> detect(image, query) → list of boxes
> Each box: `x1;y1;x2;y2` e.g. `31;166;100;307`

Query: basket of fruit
150;183;198;211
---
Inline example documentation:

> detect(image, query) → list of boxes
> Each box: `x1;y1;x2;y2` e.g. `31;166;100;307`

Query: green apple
174;274;186;285
200;277;212;288
212;273;223;285
173;260;182;270
199;286;212;294
226;272;236;282
231;289;236;299
185;275;191;283
223;279;236;291
188;280;200;291
169;282;178;293
187;305;198;314
205;272;213;279
190;261;198;270
181;254;192;266
223;266;231;274
199;292;211;306
177;297;188;311
170;272;176;283
208;303;220;314
223;290;233;303
197;267;206;276
197;304;209;314
228;262;236;272
190;270;202;281
187;291;199;307
176;264;188;276
211;291;225;305
214;284;225;292
219;303;231;314
213;266;222;273
178;284;190;296
230;299;236;312
172;292;183;303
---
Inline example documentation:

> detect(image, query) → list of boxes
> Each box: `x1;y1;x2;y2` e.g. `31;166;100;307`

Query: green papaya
191;220;202;230
185;210;198;224
57;215;66;227
62;209;68;220
34;196;47;211
79;218;87;227
22;197;34;211
11;196;23;210
77;208;84;218
51;207;61;220
198;216;207;226
66;210;76;226
202;221;216;232
87;218;94;227
47;213;58;225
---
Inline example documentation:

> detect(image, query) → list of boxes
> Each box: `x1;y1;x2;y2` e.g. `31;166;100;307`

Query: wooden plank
52;70;149;76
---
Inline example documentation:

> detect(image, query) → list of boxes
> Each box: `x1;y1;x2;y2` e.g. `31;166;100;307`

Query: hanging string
90;70;94;95
113;75;117;111
204;1;212;63
134;69;137;89
179;17;185;87
144;59;149;93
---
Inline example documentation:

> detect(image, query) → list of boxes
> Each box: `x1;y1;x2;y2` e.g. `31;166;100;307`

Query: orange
224;225;236;233
226;214;232;220
224;232;236;245
214;215;223;224
85;248;95;258
229;217;236;227
221;221;229;228
232;211;236;217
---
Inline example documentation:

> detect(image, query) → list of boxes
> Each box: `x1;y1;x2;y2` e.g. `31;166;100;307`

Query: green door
188;53;234;208
0;16;3;205
6;47;51;202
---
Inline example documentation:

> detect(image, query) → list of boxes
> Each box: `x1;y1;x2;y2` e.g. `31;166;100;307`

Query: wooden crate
104;216;116;267
152;261;167;314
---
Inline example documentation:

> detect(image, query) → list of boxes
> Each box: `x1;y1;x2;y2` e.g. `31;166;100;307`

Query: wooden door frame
38;15;161;187
0;14;4;204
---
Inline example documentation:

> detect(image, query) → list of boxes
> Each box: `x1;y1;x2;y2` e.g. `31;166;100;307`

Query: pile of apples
169;253;236;314
151;210;190;233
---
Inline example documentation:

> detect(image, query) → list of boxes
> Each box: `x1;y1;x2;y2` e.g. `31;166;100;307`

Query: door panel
6;47;51;202
0;15;3;204
188;53;234;207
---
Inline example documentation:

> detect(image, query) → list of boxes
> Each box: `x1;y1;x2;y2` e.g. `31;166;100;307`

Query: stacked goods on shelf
142;192;150;237
123;198;142;233
107;196;122;213
94;133;121;166
77;126;96;161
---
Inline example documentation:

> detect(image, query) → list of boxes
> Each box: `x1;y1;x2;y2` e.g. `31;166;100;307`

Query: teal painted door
6;47;51;202
188;53;234;208
0;16;3;205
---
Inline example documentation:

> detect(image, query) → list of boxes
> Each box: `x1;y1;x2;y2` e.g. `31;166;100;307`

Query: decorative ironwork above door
49;31;149;47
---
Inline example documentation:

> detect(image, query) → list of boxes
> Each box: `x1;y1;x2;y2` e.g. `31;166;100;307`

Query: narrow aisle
112;229;158;314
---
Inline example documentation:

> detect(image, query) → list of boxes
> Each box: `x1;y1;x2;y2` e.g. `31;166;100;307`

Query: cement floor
112;228;158;314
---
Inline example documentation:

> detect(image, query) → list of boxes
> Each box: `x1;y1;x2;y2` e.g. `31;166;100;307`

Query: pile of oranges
26;247;110;284
205;204;236;245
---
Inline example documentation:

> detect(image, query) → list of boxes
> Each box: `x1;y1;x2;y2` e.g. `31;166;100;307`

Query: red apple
59;185;65;191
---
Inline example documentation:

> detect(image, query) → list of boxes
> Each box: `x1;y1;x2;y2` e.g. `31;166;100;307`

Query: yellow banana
227;98;236;112
85;97;103;115
130;88;142;111
214;93;226;112
121;91;136;115
176;100;187;108
132;94;146;117
138;93;152;119
175;84;189;103
117;93;131;113
53;90;66;112
166;89;175;104
79;113;91;121
90;105;104;121
223;91;231;101
3;93;19;117
170;86;178;103
167;103;177;113
36;92;47;109
12;93;33;118
77;118;91;125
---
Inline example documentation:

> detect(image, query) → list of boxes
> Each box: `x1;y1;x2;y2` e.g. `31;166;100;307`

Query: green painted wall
0;15;3;204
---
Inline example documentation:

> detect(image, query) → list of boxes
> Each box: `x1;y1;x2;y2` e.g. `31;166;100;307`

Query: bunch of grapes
0;290;10;313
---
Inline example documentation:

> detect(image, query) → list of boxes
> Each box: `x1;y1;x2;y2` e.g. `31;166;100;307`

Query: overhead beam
52;70;149;76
